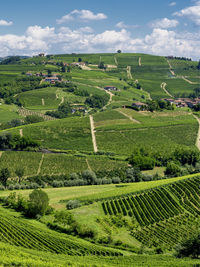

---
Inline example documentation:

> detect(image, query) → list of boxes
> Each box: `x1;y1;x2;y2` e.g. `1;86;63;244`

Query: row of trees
0;133;40;151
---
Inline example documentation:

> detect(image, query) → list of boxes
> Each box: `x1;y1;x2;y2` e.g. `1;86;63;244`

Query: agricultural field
0;104;21;123
94;109;198;155
0;53;200;266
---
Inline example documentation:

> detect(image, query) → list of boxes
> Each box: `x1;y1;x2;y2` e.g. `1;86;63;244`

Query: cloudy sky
0;0;200;59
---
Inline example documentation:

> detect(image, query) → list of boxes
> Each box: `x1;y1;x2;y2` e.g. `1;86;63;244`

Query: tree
117;50;122;53
61;66;66;72
15;167;24;184
98;62;106;70
25;115;44;124
175;233;200;258
27;189;49;218
54;210;74;226
197;60;200;70
82;170;97;185
47;69;52;77
78;57;82;62
0;168;10;188
165;161;181;177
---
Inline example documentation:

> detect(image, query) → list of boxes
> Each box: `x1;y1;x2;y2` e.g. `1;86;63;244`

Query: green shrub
66;200;81;210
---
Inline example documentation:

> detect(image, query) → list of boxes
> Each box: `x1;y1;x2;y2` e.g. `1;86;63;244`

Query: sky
0;0;200;59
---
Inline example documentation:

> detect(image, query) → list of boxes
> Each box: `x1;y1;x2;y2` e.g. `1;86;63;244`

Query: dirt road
89;115;98;153
161;82;173;97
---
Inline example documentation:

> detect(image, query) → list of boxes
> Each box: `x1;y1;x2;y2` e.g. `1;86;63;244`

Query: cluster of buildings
164;98;200;108
26;72;61;84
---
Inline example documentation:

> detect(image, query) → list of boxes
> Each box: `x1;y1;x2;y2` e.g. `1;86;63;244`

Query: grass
1;173;199;208
0;104;21;123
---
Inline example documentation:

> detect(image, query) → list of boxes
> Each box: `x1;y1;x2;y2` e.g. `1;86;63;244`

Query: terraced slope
102;175;200;249
0;207;121;256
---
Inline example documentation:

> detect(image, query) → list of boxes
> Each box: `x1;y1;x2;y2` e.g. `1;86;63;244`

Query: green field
0;53;200;266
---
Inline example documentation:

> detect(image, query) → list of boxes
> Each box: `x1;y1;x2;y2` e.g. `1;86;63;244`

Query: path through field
0;152;3;158
81;65;92;70
166;59;175;76
117;109;140;123
127;66;133;79
139;57;142;66
193;115;200;151
89;115;98;153
181;76;199;85
42;98;45;106
59;96;64;105
114;56;118;66
86;159;92;171
37;154;44;175
161;82;173;97
19;129;23;137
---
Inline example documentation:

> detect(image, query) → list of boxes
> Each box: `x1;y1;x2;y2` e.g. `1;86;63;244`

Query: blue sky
0;0;200;59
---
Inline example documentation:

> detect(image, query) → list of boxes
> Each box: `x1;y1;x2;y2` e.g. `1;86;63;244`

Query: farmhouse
26;72;33;76
132;102;147;109
45;77;59;83
104;86;118;91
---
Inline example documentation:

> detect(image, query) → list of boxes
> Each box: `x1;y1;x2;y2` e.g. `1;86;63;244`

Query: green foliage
24;115;44;124
26;189;49;218
54;210;74;226
66;200;81;210
175;232;200;258
165;161;181;176
0;168;10;187
0;133;40;150
85;94;109;108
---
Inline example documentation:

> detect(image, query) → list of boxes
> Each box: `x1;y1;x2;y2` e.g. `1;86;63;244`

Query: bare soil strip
117;109;141;124
86;159;92;171
193;115;200;151
139;57;142;66
19;129;23;137
42;98;45;106
114;56;118;66
166;59;175;76
37;154;44;175
181;76;198;85
161;82;173;97
89;115;98;153
81;65;92;70
60;96;64;105
127;66;133;79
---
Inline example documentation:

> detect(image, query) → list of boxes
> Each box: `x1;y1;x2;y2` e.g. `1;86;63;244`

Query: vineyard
0;207;121;256
102;175;200;249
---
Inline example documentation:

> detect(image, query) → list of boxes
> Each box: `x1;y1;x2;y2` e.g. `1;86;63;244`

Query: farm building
104;86;118;91
132;102;147;109
45;77;59;83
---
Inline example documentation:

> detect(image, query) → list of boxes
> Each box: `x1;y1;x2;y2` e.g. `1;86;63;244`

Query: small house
104;86;118;91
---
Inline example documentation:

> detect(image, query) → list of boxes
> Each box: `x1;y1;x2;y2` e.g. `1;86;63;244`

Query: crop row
0;209;121;256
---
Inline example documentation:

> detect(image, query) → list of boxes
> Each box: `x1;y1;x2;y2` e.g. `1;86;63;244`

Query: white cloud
0;24;200;60
174;2;200;25
0;20;13;26
149;18;179;28
26;26;55;40
57;9;107;24
169;2;176;7
116;21;139;29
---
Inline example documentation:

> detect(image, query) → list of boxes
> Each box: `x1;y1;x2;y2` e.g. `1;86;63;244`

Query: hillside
0;53;200;266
